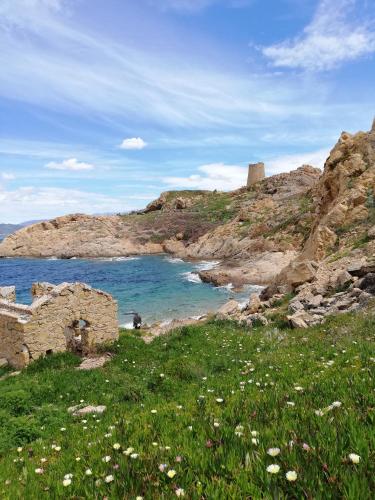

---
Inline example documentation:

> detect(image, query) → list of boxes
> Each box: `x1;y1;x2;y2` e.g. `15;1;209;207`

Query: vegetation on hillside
0;312;374;499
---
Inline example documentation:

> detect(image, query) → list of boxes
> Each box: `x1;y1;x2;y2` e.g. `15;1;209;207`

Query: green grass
0;314;374;499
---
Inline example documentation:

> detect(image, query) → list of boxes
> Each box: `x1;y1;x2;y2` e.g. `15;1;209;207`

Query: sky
0;0;374;223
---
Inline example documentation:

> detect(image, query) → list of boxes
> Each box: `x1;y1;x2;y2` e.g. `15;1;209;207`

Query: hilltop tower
247;162;265;187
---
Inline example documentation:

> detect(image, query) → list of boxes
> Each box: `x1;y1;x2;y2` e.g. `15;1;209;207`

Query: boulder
368;226;375;239
247;293;262;314
305;294;323;309
277;259;317;289
68;405;107;417
287;311;313;329
217;300;239;316
332;270;352;290
288;299;304;314
247;313;269;326
358;273;375;295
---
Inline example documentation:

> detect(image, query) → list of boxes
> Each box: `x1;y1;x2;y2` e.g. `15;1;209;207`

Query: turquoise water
0;256;258;325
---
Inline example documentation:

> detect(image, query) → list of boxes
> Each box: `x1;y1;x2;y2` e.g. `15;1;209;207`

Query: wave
98;256;141;262
217;283;234;292
164;257;185;264
181;271;202;284
193;260;220;271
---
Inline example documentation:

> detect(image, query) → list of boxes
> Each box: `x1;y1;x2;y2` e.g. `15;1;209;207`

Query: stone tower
247;162;265;187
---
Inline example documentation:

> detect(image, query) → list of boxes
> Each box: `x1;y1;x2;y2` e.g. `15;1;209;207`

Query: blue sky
0;0;374;222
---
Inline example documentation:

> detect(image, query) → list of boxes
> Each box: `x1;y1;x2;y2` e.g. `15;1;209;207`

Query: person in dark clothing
133;313;142;329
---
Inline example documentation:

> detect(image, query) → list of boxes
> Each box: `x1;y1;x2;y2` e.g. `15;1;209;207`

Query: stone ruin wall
0;283;119;369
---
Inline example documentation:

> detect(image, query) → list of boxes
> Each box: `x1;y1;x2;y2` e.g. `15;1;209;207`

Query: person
133;312;142;329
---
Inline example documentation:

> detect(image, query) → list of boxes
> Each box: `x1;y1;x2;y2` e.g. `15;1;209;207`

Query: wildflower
136;497;143;500
130;453;139;459
105;474;114;483
54;446;61;452
85;469;93;476
188;426;193;431
213;422;220;428
286;470;298;482
266;464;280;474
102;456;111;462
302;443;311;452
176;488;185;497
17;447;23;453
60;427;66;432
286;402;295;407
348;453;361;464
251;431;258;437
267;448;280;457
160;373;165;378
251;438;259;445
40;458;47;463
35;468;44;474
151;409;157;414
175;456;182;463
167;470;177;478
331;401;342;408
113;443;121;450
315;409;324;416
64;474;73;480
235;425;244;436
62;479;72;486
159;463;167;472
294;386;303;392
124;447;134;455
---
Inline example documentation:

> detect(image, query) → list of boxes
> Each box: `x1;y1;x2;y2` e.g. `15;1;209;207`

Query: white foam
194;260;221;271
217;283;234;292
181;271;202;284
47;256;58;260
164;257;185;264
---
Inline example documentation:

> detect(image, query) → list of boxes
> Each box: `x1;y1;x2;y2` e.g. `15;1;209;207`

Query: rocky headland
1;120;375;327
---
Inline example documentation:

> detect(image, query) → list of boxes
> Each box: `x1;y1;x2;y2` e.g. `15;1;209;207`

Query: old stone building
0;282;118;369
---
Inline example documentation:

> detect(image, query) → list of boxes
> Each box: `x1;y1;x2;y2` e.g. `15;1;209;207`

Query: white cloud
46;158;94;171
119;138;147;150
164;163;247;191
0;186;138;223
1;172;15;180
262;0;375;71
163;149;329;191
265;148;329;175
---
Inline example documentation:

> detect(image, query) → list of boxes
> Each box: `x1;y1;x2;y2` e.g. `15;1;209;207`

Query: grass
0;313;374;499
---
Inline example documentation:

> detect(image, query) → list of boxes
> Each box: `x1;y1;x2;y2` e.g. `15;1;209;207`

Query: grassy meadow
0;313;374;499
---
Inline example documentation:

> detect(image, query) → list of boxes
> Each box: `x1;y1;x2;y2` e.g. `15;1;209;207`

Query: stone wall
0;282;118;369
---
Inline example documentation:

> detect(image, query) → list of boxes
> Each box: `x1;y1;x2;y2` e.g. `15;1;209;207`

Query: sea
0;255;261;327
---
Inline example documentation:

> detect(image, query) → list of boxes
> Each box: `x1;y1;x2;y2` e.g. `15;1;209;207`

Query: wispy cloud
265;148;329;175
119;138;147;150
0;185;144;223
262;0;375;71
46;158;94;171
0;0;330;130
